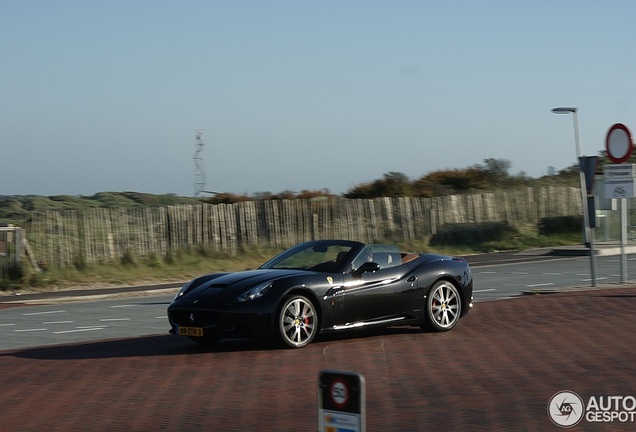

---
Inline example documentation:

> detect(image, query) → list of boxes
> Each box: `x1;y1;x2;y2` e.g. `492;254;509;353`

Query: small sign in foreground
319;370;365;432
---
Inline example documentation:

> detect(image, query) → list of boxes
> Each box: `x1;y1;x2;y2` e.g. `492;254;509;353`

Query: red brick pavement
1;287;636;431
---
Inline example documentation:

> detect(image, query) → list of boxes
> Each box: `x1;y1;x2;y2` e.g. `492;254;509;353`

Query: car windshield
351;244;403;270
260;241;360;272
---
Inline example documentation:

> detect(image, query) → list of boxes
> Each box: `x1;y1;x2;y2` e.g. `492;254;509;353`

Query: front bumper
167;305;273;340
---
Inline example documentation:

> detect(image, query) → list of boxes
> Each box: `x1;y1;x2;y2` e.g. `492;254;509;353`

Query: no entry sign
606;123;634;164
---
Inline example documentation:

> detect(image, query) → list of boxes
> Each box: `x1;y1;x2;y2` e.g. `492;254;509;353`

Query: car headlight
173;280;193;301
236;282;272;302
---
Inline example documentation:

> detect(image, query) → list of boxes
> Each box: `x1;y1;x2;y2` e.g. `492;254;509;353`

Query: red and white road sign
606;123;634;164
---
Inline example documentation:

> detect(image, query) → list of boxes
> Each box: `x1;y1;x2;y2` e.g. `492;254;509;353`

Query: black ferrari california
168;240;473;348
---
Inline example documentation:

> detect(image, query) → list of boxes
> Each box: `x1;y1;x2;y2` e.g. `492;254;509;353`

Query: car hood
175;268;310;303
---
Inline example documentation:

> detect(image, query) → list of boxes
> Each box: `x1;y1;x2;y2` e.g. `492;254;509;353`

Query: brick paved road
1;286;636;431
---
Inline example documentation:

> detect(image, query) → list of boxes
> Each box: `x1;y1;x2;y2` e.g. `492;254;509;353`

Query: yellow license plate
178;326;204;337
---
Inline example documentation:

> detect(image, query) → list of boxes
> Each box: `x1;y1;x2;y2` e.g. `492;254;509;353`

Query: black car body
168;239;473;348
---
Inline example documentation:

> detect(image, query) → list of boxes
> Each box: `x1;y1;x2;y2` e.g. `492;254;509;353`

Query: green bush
120;250;138;266
7;262;24;281
73;253;88;271
430;222;511;246
538;216;582;235
144;253;162;268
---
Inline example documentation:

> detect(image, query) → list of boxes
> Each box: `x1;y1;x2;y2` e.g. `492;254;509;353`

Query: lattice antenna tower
193;130;206;196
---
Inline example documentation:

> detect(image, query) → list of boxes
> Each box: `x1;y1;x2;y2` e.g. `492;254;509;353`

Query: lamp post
552;107;597;286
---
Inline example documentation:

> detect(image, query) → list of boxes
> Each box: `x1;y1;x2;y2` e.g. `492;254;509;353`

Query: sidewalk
551;240;636;256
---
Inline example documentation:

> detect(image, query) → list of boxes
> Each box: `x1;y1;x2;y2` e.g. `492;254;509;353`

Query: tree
479;158;511;180
344;172;411;199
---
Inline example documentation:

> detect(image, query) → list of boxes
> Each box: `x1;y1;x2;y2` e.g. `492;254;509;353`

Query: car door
341;264;418;324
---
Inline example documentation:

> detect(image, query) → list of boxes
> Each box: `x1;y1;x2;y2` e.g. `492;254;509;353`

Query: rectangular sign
604;164;636;198
318;370;365;432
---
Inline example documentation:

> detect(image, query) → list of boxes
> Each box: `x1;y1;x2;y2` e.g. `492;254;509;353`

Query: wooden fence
20;186;582;269
0;226;23;279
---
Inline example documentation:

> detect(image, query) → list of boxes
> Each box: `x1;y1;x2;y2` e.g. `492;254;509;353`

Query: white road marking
474;289;497;292
110;304;136;308
581;277;608;282
99;318;130;322
15;328;48;332
0;323;17;327
22;310;66;316
53;327;106;334
43;321;74;324
526;283;555;288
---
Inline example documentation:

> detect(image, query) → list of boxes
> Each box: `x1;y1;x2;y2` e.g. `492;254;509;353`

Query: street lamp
551;107;582;158
552;107;597;286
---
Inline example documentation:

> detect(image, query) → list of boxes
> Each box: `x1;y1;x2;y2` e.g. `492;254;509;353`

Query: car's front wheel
278;295;318;348
423;280;462;332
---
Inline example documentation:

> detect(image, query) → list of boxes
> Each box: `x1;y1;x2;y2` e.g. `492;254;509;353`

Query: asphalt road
470;253;636;300
2;251;635;351
0;295;175;351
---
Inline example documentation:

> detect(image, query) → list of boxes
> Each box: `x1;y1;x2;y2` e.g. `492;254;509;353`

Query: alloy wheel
279;295;317;348
425;281;461;331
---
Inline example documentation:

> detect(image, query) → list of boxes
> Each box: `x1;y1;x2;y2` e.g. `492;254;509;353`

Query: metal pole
621;198;628;283
572;110;597;286
15;227;21;265
573;111;582;159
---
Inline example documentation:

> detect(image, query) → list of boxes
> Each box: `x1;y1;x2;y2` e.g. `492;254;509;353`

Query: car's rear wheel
422;280;461;332
278;295;318;348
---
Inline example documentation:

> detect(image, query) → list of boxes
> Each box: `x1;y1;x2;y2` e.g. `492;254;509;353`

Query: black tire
277;295;318;348
422;280;462;332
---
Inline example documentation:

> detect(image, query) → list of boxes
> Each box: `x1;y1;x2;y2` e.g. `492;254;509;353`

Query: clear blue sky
2;1;636;197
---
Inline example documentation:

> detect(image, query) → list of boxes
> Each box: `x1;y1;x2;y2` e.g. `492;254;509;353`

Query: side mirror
352;261;380;278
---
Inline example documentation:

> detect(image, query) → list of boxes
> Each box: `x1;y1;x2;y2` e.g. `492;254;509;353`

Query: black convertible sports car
168;239;473;348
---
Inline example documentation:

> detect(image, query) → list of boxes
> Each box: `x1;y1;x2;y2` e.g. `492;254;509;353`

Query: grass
7;248;280;293
1;224;583;293
423;220;582;255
